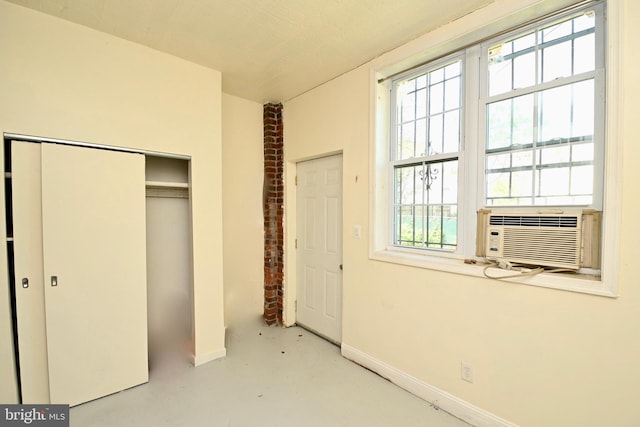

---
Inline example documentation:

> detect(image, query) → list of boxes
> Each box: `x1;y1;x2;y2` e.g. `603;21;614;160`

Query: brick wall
263;103;284;325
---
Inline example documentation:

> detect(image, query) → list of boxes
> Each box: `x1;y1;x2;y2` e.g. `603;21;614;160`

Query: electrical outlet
461;361;474;383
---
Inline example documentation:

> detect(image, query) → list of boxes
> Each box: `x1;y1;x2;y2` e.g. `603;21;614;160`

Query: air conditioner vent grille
503;228;580;267
489;215;578;228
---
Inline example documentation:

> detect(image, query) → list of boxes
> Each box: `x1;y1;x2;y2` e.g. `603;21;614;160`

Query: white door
12;142;149;406
296;155;343;343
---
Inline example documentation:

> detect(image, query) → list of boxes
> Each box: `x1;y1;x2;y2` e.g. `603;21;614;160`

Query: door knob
339;264;343;270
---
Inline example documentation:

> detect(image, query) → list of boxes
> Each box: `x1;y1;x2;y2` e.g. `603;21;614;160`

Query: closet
6;138;193;406
10;141;148;406
144;156;192;369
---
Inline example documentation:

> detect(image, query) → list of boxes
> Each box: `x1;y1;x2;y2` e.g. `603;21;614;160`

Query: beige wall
0;0;225;401
221;93;264;325
284;0;640;426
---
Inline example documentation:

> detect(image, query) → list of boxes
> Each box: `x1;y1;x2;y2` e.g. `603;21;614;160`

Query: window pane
487;94;534;150
538;167;570;196
443;111;460;153
513;52;536;89
415;118;427;158
488;57;512;96
512;150;533;167
538;80;593;142
572;142;594;162
395;205;416;246
513;32;535;53
427;205;442;247
401;88;416;122
414;205;425;245
487;153;510;169
441;160;458;204
512;95;534;145
396;164;422;204
487;172;509;199
542;41;572;82
540;146;570;164
429;82;444;115
416;88;427;118
511;171;533;197
541;18;572;43
400;122;415;159
538;85;572;142
445;62;461;79
445;76;461;111
574;33;595;74
401;79;416;93
571;165;593;195
572;79;594;138
487;100;512;150
425;205;458;249
428;114;443;154
442;205;458;246
427;163;442;204
430;67;444;84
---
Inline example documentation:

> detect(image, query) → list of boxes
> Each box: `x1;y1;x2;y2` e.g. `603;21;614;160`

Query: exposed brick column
263;103;284;325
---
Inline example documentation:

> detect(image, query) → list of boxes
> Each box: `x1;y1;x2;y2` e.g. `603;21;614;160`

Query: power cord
479;259;575;280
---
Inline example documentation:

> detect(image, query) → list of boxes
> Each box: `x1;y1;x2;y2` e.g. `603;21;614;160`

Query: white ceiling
7;0;494;103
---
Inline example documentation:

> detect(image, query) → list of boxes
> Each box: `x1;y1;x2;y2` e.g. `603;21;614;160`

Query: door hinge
295;175;298;186
295;238;298;249
295;300;297;311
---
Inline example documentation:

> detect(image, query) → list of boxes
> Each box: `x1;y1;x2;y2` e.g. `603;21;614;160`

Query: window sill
369;248;615;298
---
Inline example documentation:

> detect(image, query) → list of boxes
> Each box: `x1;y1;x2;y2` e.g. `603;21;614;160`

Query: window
483;10;603;207
388;2;605;257
391;59;463;250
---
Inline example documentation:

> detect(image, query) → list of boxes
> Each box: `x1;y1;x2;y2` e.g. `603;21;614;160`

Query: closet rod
3;132;191;160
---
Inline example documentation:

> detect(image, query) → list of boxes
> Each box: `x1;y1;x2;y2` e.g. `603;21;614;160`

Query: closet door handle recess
51;276;58;287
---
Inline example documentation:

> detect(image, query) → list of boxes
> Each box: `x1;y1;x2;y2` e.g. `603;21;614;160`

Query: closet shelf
145;180;189;189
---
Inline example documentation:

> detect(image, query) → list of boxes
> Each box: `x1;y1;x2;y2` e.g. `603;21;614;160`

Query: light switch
353;225;362;239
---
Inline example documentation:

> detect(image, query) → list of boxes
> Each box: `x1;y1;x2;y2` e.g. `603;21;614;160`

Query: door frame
283;151;344;331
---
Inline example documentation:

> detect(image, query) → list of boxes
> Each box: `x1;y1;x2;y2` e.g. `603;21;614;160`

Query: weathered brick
263;102;285;326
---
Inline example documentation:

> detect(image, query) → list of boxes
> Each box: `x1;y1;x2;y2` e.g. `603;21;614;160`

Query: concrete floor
71;318;472;427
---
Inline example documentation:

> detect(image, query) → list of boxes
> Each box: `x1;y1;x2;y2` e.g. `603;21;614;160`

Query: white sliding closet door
13;142;149;406
12;141;49;404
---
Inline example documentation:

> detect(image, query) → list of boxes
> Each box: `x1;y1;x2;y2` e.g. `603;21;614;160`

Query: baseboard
341;344;518;427
191;348;227;367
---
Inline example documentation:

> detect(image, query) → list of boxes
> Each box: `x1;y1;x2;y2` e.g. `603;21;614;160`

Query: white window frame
478;5;606;210
388;53;466;255
370;0;622;297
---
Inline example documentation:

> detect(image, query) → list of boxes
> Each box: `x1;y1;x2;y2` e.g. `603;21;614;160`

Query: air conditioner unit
476;209;601;270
